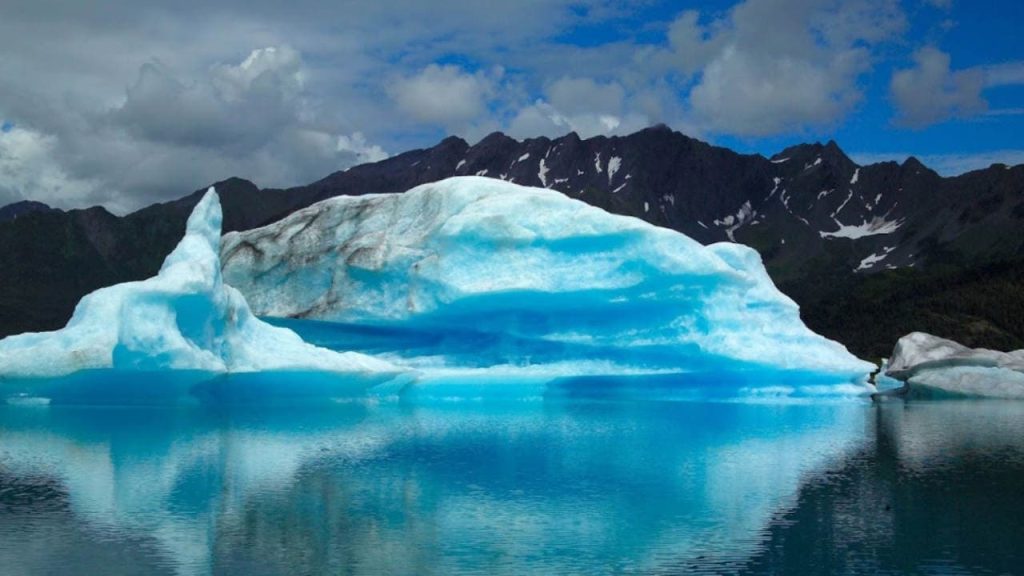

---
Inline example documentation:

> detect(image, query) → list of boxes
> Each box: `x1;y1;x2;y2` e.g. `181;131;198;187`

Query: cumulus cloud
508;100;627;139
0;0;1019;211
212;45;305;102
0;0;909;209
388;64;499;127
110;46;311;153
664;11;721;75
0;44;387;212
890;47;987;126
663;0;905;136
336;132;388;164
547;77;625;116
0;125;97;208
507;77;650;139
0;0;622;210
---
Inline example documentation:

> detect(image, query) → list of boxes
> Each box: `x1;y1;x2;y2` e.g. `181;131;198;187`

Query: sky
0;0;1021;213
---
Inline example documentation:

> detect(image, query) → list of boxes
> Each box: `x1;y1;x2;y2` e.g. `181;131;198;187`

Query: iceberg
222;176;874;389
885;332;1024;398
0;189;400;387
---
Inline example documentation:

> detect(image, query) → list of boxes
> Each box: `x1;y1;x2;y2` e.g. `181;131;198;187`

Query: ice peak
0;185;400;382
160;187;222;281
188;188;223;246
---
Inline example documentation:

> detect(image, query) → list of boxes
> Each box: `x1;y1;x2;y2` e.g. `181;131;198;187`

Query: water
2;395;1023;575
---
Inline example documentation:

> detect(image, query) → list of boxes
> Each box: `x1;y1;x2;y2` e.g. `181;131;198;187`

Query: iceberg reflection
0;398;867;575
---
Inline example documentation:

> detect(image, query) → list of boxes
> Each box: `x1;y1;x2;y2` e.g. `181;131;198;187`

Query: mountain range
3;125;1023;359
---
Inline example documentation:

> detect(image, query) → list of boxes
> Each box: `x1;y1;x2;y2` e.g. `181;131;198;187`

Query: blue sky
0;0;1021;211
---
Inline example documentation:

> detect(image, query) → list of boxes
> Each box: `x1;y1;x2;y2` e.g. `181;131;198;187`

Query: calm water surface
1;397;1022;575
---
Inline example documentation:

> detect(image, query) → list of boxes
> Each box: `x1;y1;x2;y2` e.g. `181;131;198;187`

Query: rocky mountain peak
0;200;60;223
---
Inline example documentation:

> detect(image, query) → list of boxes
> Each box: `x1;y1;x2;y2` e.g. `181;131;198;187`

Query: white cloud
506;101;649;140
984;62;1024;88
664;0;905;136
506;77;650;140
0;45;388;212
546;77;625;117
890;46;987;126
0;0;622;209
0;125;97;209
0;0;1019;211
664;10;722;75
211;45;305;102
388;64;500;128
110;46;312;151
690;46;864;136
336;132;388;164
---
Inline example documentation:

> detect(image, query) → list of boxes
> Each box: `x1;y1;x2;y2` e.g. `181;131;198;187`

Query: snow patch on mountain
855;246;896;272
831;190;854;218
714;201;754;242
608;156;622;184
821;217;903;240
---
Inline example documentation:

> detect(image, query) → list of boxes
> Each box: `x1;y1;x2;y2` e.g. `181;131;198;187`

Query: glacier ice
885;332;1024;398
871;359;905;393
0;188;400;384
222;176;875;388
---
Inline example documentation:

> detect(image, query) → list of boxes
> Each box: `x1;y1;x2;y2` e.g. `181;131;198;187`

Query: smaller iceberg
0;189;400;401
885;332;1024;398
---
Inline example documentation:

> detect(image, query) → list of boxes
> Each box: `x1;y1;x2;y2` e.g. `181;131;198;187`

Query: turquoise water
2;396;1022;575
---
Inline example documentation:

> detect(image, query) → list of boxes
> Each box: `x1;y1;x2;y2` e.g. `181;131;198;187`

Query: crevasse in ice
222;176;875;385
0;188;399;380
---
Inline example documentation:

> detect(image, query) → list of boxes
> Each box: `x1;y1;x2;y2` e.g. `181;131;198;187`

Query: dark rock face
1;126;1022;358
0;200;59;222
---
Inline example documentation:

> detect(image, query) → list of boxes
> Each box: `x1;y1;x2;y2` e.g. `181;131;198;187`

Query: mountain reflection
676;400;1024;575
